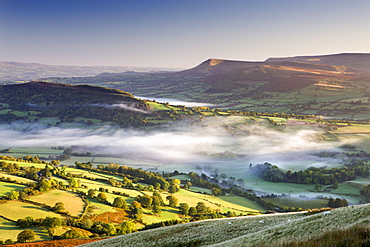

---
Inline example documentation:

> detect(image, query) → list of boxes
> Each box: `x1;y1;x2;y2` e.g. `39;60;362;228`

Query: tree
179;203;189;216
112;197;128;210
332;182;339;190
97;192;107;203
37;178;52;192
60;229;83;239
119;221;135;235
152;192;164;206
168;185;179;194
8;191;19;200
328;198;335;208
170;178;181;185
139;194;153;209
166;195;178;207
82;219;94;230
154;182;161;190
188;207;197;216
43;217;64;229
196;202;207;215
315;183;323;192
69;178;80;188
5;239;13;244
17;229;35;243
16;217;34;228
53;202;66;213
152;205;161;215
88;189;96;198
102;223;116;236
212;188;222;196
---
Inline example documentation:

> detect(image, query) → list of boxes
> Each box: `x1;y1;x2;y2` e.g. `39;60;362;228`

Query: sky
1;0;370;68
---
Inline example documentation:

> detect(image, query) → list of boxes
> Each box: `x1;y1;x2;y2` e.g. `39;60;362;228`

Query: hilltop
43;53;370;119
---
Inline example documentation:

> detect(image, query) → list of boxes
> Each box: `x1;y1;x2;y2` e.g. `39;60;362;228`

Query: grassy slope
81;203;370;247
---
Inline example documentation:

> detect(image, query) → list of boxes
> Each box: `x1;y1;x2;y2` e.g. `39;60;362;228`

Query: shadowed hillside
0;81;177;127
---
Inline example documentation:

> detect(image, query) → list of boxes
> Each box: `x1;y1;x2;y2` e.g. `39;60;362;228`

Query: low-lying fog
1;117;346;170
135;96;215;108
2;116;361;200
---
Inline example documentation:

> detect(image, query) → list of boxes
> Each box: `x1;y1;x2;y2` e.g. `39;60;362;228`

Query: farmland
0;155;267;244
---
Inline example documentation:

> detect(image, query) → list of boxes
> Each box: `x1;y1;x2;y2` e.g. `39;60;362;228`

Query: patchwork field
28;190;85;217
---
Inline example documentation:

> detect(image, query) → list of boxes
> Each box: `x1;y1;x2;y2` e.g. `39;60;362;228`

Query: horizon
3;51;370;70
1;0;370;68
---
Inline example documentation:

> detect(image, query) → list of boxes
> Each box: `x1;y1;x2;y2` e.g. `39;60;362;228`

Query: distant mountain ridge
0;61;181;82
266;53;370;71
9;53;370;119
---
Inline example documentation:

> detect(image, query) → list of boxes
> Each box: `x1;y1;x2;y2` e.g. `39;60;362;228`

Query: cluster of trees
255;161;370;185
328;198;348;208
360;184;370;202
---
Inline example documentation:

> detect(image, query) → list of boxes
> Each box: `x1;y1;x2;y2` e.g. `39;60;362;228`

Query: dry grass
80;203;370;247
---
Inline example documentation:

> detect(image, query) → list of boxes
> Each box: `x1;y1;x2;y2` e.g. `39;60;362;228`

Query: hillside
80;203;370;247
0;81;193;127
43;53;370;119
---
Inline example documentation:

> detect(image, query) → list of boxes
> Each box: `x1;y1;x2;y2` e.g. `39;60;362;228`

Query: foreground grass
81;203;370;247
269;224;370;247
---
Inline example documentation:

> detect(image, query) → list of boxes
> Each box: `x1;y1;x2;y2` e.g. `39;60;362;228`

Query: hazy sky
1;0;370;68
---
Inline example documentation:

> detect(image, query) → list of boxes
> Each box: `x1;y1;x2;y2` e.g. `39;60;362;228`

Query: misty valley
2;53;370;245
1;113;369;205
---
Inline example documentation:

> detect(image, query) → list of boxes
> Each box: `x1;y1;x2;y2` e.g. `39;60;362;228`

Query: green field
264;197;328;209
0;201;62;221
0;217;50;242
0;181;26;197
29;190;86;217
0;172;35;184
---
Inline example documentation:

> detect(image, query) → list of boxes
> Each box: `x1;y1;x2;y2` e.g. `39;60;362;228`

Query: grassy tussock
81;204;370;247
272;224;370;247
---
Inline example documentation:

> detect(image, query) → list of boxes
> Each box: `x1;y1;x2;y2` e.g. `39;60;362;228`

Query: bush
17;229;35;243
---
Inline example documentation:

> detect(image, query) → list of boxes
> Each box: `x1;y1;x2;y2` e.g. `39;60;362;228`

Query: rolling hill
0;81;179;127
42;53;370;119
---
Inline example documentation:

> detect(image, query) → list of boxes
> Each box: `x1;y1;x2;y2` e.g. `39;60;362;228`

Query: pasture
176;189;262;214
0;201;62;221
28;190;85;217
0;217;50;242
263;197;328;209
0;173;35;184
0;181;26;197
